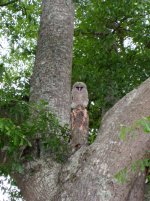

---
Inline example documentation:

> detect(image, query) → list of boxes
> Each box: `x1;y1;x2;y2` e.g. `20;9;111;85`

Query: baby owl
71;82;89;109
71;82;89;151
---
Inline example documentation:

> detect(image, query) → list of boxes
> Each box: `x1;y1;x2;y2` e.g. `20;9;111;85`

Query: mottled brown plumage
71;82;89;151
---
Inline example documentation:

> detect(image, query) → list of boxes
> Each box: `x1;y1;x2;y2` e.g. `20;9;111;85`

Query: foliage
88;128;97;144
0;0;41;93
0;99;70;175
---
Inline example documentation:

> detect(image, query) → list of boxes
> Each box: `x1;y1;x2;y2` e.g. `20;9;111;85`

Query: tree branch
0;0;19;7
74;29;110;38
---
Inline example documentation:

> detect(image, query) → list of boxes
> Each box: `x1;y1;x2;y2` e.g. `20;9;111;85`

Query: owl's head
72;82;87;91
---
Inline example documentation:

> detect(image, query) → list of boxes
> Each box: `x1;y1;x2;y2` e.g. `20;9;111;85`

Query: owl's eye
76;87;83;91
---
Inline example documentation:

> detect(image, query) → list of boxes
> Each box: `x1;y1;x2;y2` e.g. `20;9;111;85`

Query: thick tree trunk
30;0;74;125
12;0;74;200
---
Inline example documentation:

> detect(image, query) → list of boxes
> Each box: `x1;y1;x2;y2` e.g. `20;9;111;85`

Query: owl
71;82;89;109
71;82;89;151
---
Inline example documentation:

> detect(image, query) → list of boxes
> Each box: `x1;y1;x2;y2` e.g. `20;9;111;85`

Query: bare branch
74;29;110;39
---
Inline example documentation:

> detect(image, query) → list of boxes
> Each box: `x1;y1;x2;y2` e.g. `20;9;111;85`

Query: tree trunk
12;0;74;200
30;0;74;125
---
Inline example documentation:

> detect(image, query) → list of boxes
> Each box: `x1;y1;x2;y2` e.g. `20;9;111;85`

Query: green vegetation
0;100;70;175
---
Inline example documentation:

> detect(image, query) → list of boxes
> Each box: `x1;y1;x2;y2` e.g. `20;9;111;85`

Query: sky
0;176;23;201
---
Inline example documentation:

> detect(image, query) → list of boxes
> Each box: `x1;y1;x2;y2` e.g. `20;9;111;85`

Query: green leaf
140;119;150;133
12;163;24;174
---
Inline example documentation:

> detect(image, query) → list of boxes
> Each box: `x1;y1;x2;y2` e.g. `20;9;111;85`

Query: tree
0;0;150;200
0;0;74;199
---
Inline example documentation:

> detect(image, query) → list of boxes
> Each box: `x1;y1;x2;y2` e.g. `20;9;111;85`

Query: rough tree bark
8;0;150;200
12;0;74;200
30;0;74;125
